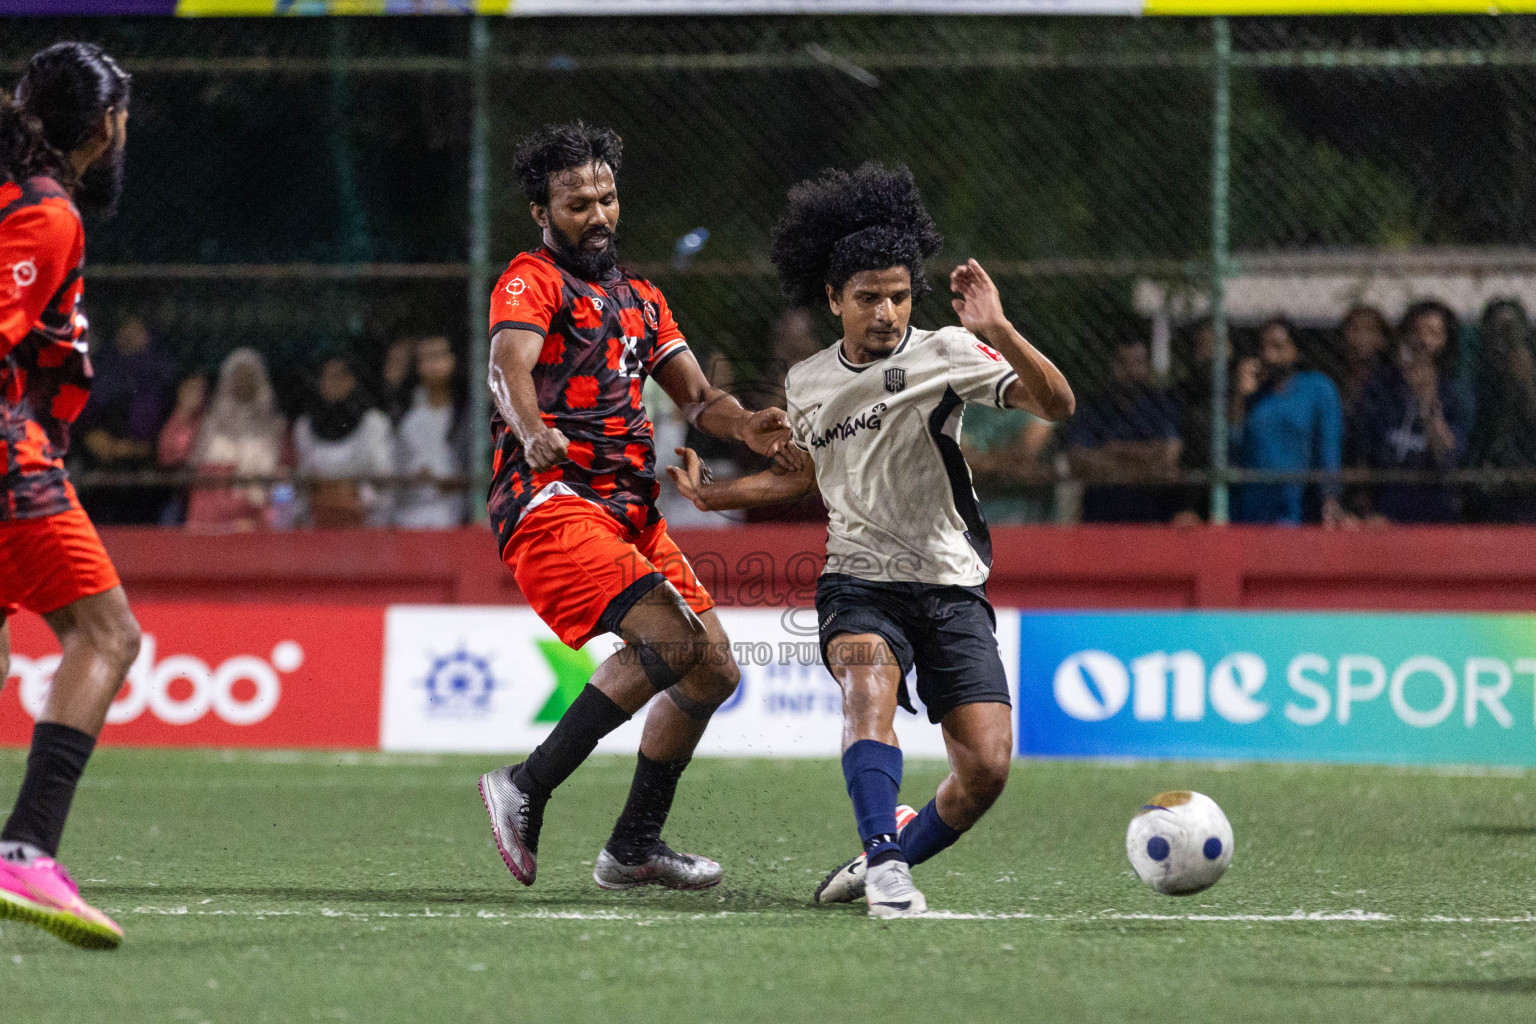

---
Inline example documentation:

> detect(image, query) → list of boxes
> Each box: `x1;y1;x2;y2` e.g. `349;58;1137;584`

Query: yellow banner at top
176;1;513;12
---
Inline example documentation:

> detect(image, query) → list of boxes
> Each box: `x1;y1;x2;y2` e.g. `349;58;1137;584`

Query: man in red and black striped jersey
0;44;137;950
477;123;803;892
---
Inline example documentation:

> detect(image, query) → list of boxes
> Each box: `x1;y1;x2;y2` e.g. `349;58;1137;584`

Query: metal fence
7;14;1536;528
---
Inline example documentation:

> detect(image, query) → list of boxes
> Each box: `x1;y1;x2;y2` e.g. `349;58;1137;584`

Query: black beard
547;225;619;281
77;143;125;221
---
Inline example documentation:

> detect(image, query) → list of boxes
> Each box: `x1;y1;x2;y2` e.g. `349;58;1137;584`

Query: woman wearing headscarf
392;336;470;529
293;355;394;528
185;348;289;532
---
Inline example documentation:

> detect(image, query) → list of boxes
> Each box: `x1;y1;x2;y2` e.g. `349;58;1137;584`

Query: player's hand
666;447;714;511
1234;357;1263;399
950;258;1008;337
742;407;803;469
523;426;570;472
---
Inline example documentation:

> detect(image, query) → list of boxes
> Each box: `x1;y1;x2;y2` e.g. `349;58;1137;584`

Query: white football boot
813;804;918;906
864;858;927;919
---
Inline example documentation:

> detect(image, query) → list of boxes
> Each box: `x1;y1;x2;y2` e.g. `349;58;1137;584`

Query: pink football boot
0;855;123;949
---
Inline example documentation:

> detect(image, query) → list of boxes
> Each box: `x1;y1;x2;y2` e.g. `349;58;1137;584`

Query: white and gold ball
1126;790;1234;896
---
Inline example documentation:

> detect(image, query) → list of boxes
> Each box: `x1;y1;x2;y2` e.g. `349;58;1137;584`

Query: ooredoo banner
1019;611;1536;766
1;604;384;747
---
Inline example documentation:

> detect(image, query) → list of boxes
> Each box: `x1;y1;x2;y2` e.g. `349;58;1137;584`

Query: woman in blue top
1230;317;1344;525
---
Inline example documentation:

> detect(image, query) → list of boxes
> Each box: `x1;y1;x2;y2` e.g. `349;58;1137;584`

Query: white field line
101;905;1536;925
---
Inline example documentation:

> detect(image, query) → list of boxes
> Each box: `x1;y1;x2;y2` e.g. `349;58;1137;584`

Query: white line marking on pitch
106;906;1536;924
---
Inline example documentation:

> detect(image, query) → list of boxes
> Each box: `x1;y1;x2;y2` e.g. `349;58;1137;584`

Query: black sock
2;722;96;858
513;685;630;803
606;753;690;866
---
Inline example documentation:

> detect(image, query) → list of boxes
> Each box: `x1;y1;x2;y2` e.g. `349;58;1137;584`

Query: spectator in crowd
1336;304;1392;425
155;370;208;525
293;356;393;528
185;348;289;532
1065;338;1181;522
379;336;416;424
1400;300;1467;385
75;315;176;524
963;407;1055;524
1231;316;1345;526
1335;304;1393;517
392;335;469;529
1356;337;1474;524
1466;299;1536;521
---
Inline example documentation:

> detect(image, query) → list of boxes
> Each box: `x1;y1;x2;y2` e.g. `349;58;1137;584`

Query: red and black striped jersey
0;175;90;521
486;247;690;553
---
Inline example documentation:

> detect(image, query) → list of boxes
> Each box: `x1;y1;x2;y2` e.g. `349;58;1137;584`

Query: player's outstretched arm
666;446;817;512
950;259;1076;422
653;351;805;470
489;327;570;471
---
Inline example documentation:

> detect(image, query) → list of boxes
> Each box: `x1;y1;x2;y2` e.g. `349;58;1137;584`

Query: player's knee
962;752;1011;810
629;628;708;693
82;610;142;680
694;646;740;705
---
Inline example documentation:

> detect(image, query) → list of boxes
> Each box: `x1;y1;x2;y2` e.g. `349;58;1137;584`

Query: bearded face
546;217;619;281
77;120;125;221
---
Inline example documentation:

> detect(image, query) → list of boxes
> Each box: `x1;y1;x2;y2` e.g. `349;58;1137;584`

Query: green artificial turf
2;749;1535;1023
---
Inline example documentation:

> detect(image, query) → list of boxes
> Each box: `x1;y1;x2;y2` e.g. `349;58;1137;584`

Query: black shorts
815;573;1011;724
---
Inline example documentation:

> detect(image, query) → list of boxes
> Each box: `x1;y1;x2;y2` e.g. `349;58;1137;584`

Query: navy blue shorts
815;573;1010;724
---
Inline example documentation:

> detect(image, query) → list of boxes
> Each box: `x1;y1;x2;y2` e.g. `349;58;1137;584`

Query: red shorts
0;506;121;617
505;495;714;649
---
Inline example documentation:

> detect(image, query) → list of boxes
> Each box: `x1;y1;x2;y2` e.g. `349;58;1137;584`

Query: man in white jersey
669;165;1074;917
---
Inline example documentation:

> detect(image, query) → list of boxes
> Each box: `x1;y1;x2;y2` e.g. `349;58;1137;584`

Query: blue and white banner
1018;611;1536;766
380;606;1020;757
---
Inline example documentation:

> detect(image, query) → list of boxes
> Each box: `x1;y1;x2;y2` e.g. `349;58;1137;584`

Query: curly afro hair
770;163;942;310
512;121;623;207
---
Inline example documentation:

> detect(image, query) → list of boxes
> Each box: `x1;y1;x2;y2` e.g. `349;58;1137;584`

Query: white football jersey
785;323;1018;586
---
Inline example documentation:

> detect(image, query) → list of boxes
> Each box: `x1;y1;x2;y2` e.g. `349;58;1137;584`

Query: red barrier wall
95;525;1536;612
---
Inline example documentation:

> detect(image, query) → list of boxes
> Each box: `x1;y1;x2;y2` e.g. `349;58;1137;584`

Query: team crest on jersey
642;301;659;330
884;367;906;394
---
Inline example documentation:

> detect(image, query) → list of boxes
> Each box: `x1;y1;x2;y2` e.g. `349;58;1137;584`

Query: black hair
9;42;129;191
1259;315;1298;340
512;121;623;207
770;163;943;310
0;92;52;185
1400;299;1460;374
1340;303;1390;344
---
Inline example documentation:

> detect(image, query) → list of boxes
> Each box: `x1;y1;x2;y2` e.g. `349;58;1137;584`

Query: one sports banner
1019;611;1536;767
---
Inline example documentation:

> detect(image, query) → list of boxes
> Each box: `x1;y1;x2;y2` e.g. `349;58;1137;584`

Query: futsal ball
1125;790;1234;895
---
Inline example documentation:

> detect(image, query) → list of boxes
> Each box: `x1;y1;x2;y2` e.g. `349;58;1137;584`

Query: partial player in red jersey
477;123;803;891
0;44;137;950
